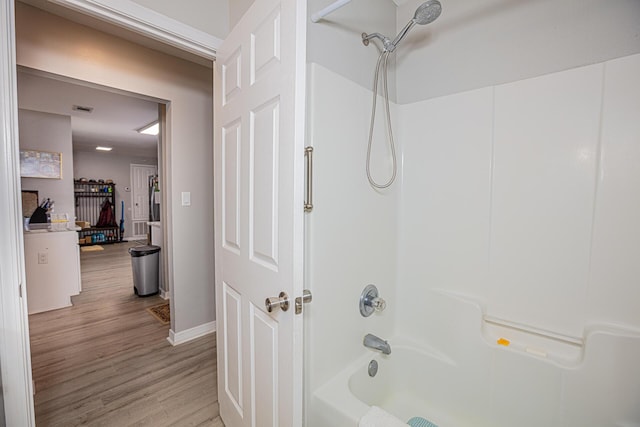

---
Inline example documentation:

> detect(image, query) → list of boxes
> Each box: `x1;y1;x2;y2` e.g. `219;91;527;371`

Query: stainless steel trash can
129;245;160;296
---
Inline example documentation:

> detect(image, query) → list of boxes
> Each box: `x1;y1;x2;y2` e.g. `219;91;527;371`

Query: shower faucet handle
370;296;386;311
360;284;386;317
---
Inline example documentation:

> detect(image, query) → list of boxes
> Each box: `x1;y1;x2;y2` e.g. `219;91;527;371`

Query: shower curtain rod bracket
311;0;351;23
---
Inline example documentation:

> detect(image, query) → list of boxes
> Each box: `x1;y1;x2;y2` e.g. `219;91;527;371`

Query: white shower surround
397;53;640;338
306;53;640;426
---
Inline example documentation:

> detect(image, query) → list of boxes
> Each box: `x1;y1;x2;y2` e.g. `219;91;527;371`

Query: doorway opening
17;67;166;307
2;1;218;423
15;70;217;425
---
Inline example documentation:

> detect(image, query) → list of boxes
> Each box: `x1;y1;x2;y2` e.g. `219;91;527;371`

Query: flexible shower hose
366;50;397;189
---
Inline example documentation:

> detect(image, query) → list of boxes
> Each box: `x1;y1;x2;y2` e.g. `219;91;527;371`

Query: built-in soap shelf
432;288;640;368
482;315;585;367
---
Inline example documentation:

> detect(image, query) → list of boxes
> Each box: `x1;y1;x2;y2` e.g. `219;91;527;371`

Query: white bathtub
312;341;459;427
310;293;640;427
348;343;458;426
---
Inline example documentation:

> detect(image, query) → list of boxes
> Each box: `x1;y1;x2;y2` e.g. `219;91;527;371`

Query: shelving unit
74;180;120;245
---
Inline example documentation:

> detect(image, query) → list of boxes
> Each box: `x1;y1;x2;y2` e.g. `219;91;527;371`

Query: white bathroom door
131;164;156;221
213;0;306;426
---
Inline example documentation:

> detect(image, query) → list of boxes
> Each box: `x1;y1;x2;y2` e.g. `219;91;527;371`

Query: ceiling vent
72;105;94;113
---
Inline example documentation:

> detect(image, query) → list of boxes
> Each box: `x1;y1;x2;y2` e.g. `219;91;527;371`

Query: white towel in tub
359;406;407;427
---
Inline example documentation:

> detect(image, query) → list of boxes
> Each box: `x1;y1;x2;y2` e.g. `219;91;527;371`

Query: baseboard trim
160;290;169;300
121;237;142;242
167;321;216;346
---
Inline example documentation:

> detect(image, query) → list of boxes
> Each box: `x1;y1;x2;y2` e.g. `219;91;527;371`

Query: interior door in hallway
213;0;306;426
131;164;156;234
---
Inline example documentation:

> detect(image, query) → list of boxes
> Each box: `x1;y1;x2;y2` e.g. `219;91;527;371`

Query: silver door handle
265;291;289;313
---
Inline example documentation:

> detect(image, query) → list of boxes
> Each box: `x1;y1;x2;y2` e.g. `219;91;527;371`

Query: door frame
0;1;221;423
0;2;35;424
48;0;221;59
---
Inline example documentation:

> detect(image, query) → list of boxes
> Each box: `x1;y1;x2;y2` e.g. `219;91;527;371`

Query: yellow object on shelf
497;338;510;346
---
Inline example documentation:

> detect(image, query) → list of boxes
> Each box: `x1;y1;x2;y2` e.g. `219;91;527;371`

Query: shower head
413;0;442;25
389;0;442;51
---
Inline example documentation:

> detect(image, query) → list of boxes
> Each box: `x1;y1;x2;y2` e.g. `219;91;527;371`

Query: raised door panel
250;8;280;86
223;49;242;106
222;282;244;416
223;120;242;254
250;304;278;427
250;98;280;270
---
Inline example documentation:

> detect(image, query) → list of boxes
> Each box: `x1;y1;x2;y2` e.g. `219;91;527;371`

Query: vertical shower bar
311;0;351;23
304;146;313;212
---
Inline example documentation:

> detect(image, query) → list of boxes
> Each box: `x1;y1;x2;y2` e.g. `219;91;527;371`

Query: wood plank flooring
28;241;223;427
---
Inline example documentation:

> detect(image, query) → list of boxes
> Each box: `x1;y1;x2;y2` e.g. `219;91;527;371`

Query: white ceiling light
96;146;113;151
138;121;159;136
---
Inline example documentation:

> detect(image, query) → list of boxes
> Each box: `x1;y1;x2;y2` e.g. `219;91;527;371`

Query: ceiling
17;70;160;158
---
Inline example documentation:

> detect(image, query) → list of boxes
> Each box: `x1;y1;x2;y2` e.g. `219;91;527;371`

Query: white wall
394;53;640;426
19;109;75;219
587;54;640;328
131;0;229;39
15;3;215;334
306;63;398;426
72;149;157;238
396;0;640;104
229;0;255;29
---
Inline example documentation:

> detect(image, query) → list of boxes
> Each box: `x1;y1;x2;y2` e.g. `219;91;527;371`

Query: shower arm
362;32;394;52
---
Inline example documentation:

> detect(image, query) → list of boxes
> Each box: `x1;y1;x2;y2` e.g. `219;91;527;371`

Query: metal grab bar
304;146;314;212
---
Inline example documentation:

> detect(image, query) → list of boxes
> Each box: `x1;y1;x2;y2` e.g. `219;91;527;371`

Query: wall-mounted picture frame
20;150;62;179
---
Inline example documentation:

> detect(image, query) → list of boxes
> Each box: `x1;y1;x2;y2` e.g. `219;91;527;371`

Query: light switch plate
181;191;191;207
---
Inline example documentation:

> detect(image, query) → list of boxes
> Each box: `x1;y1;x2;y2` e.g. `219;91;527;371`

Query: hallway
28;241;222;426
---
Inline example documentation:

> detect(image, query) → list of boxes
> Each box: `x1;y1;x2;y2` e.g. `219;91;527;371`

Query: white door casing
0;0;35;424
214;0;306;426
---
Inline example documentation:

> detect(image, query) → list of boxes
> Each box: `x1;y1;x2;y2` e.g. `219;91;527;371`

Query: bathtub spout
363;333;391;355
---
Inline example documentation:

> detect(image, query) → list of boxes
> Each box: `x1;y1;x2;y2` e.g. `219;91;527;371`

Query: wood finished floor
28;241;223;427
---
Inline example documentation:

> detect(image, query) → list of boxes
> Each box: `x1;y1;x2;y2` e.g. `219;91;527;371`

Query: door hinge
19;283;23;298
